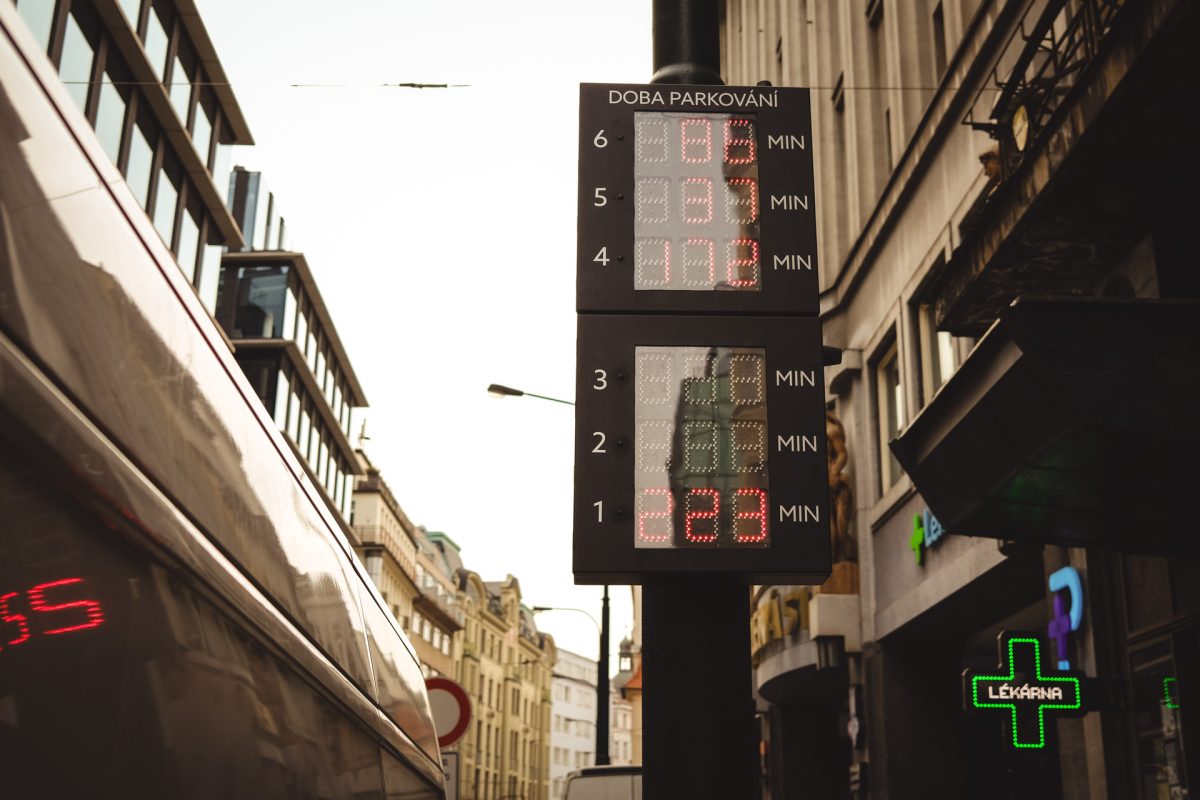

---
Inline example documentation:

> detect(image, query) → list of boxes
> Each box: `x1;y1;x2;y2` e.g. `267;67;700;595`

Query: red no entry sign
426;677;472;748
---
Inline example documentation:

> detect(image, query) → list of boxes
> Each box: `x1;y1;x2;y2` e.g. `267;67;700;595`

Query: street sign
441;752;459;800
573;314;830;583
574;82;831;584
577;83;817;315
425;677;472;749
963;631;1087;751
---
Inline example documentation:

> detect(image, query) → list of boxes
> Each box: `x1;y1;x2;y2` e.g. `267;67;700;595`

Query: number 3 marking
594;370;607;390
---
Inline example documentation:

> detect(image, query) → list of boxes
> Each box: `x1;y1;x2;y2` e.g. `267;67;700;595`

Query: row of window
17;0;237;310
219;264;357;439
873;278;973;494
236;356;353;518
408;609;453;657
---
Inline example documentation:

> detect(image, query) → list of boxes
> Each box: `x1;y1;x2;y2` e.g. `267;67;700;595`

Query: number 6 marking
594;130;608;148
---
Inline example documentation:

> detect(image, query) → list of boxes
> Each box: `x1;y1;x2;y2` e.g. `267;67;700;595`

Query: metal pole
596;585;611;765
642;2;759;798
651;0;723;85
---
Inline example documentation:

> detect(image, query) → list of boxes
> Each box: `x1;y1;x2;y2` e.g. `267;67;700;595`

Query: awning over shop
891;299;1200;554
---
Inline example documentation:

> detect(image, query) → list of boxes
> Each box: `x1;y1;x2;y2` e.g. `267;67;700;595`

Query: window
174;202;201;282
273;370;289;429
297;407;310;456
875;339;905;491
59;10;97;112
152;154;181;245
167;41;195;123
931;3;948;79
94;56;132;166
198;239;222;312
143;3;170;80
124;109;155;210
15;0;56;52
230;266;291;338
191;91;214;168
287;390;300;440
916;302;957;403
294;307;308;351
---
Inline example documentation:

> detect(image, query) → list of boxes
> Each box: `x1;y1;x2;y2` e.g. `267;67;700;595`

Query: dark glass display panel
634;345;769;548
633;112;761;291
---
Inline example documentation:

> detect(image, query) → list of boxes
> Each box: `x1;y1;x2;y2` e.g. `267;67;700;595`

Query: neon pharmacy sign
963;632;1087;751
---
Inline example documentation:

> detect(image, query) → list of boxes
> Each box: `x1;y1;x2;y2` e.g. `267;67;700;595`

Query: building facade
456;573;555;800
352;450;422;640
214;170;367;532
410;529;467;679
550;648;598;798
723;0;1200;798
12;0;252;310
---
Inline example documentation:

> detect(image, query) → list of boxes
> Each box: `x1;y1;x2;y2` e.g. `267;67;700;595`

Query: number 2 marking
592;432;607;453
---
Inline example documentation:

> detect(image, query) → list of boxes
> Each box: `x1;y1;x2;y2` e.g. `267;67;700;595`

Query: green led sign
963;631;1087;751
1165;677;1179;709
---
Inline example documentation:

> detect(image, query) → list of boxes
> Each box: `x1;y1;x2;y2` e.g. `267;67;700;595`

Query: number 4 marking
594;247;610;266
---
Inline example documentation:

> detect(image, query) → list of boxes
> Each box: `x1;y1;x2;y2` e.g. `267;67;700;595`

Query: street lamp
487;383;574;405
487;382;611;766
532;596;611;767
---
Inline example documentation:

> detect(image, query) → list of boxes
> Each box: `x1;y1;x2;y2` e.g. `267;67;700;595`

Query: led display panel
578;83;817;315
573;315;831;583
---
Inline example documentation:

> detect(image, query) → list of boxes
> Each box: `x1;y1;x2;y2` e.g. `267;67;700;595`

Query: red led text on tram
0;577;105;652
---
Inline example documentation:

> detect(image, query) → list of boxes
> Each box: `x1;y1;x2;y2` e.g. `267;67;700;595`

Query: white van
562;765;643;800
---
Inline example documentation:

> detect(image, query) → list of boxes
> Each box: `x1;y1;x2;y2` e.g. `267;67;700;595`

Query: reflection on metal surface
0;5;441;796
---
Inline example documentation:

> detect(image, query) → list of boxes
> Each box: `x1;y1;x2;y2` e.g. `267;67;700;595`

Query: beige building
723;0;1200;798
456;573;555;800
352;450;420;627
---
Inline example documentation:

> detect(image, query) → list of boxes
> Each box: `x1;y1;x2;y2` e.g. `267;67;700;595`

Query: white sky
196;0;653;665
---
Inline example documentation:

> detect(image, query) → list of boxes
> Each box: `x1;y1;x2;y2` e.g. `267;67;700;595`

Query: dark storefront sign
891;298;1200;555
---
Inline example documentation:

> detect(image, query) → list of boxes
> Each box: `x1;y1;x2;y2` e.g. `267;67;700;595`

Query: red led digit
681;178;714;225
636;238;671;288
27;577;105;635
726;177;759;224
0;591;30;647
733;488;769;543
726;238;761;288
638;488;674;543
680;118;713;164
724;119;757;165
685;488;719;543
682;238;715;287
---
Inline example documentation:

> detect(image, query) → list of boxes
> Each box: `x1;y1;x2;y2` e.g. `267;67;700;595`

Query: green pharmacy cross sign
963;631;1087;751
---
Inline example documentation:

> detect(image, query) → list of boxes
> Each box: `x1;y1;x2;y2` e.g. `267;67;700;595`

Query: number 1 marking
593;501;604;522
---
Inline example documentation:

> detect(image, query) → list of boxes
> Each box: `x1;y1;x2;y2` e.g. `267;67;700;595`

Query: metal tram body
0;6;445;798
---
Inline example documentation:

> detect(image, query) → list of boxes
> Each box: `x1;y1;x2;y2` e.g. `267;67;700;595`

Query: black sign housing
573;314;831;584
577;83;818;315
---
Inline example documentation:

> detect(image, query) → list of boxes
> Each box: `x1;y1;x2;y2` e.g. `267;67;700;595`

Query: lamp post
532;596;611;767
487;383;611;767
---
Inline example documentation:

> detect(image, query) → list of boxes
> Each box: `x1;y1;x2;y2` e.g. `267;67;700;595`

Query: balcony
931;0;1199;333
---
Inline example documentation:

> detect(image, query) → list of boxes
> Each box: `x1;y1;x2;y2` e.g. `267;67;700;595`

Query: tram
0;5;445;797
